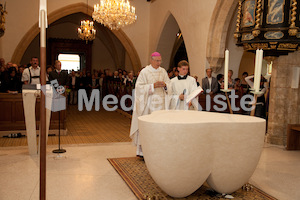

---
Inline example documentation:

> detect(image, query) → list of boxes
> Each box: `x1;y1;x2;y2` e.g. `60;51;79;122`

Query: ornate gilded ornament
252;0;262;37
288;0;298;36
0;3;7;38
234;0;242;39
251;43;268;49
236;0;300;57
277;43;298;50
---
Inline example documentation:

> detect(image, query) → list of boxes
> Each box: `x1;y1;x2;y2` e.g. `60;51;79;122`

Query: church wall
92;38;117;72
224;11;244;79
207;4;244;80
156;14;179;70
149;0;217;80
1;0;150;68
267;51;300;145
124;52;133;73
0;37;2;58
20;21;117;71
238;52;255;78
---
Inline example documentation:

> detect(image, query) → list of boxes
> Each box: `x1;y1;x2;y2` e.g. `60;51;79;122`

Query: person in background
227;69;235;89
49;60;69;91
46;65;53;84
174;70;179;78
194;75;200;87
234;78;243;96
69;70;79;105
216;74;224;93
202;68;218;95
168;70;174;79
245;74;268;118
21;57;40;85
5;67;21;93
241;72;249;95
124;72;135;86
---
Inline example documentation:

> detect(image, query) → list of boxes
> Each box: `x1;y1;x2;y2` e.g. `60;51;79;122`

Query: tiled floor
0;143;299;200
0;106;132;147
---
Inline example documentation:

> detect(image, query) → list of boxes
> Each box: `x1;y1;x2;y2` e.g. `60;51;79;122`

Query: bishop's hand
179;93;184;101
154;81;166;88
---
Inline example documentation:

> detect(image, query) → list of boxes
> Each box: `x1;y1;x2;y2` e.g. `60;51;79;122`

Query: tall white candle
253;49;259;90
224;49;229;90
255;49;263;92
40;10;46;48
39;0;48;28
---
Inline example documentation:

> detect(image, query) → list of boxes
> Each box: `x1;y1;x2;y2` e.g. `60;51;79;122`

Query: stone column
266;51;300;146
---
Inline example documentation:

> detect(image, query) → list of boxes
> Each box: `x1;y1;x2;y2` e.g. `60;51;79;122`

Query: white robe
170;76;199;110
130;65;171;156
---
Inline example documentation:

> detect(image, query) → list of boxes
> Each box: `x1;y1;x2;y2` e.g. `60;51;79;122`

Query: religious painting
242;33;255;41
267;0;285;24
242;0;256;27
264;31;284;39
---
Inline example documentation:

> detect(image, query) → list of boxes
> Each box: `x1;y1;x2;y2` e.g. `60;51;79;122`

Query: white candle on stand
253;49;259;90
255;49;263;92
224;49;229;90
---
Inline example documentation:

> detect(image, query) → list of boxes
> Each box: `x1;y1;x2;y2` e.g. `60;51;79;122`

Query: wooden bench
286;124;300;150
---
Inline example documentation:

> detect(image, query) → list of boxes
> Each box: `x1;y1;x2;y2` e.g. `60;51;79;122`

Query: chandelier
92;0;137;30
78;20;96;42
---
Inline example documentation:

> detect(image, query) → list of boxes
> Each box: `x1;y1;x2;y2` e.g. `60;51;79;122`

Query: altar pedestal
22;88;52;155
138;110;265;198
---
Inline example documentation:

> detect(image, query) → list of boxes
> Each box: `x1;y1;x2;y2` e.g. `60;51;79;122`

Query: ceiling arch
11;3;141;73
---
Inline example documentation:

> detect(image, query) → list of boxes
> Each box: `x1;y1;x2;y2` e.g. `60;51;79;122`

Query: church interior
0;0;300;199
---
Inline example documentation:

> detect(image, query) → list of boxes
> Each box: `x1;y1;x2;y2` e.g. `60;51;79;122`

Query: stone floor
0;143;299;200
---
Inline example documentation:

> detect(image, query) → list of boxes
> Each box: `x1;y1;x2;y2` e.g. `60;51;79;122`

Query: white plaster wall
20;35;40;65
156;15;179;70
20;21;121;71
1;0;150;68
125;52;133;73
48;22;78;38
149;0;217;79
117;0;150;68
213;7;244;79
0;37;3;58
92;38;115;71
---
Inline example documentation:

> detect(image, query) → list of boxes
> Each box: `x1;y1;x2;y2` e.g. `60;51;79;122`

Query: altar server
130;52;172;157
170;60;199;110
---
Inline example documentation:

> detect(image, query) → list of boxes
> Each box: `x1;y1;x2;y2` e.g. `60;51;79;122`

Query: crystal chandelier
92;0;137;30
78;20;96;42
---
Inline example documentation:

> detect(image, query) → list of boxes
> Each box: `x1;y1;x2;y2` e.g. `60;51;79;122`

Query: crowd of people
0;57;137;105
0;55;269;119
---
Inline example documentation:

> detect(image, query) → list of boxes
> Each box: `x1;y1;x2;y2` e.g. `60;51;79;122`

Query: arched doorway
156;13;187;70
11;3;141;74
206;0;239;72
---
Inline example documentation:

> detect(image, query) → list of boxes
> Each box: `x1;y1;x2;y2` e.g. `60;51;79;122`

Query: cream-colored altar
139;110;266;198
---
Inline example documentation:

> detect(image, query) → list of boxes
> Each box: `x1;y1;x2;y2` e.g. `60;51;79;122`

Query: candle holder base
250;91;264;95
221;89;234;93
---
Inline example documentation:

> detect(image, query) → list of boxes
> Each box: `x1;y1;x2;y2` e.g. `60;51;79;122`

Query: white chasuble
170;76;199;110
130;65;172;154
